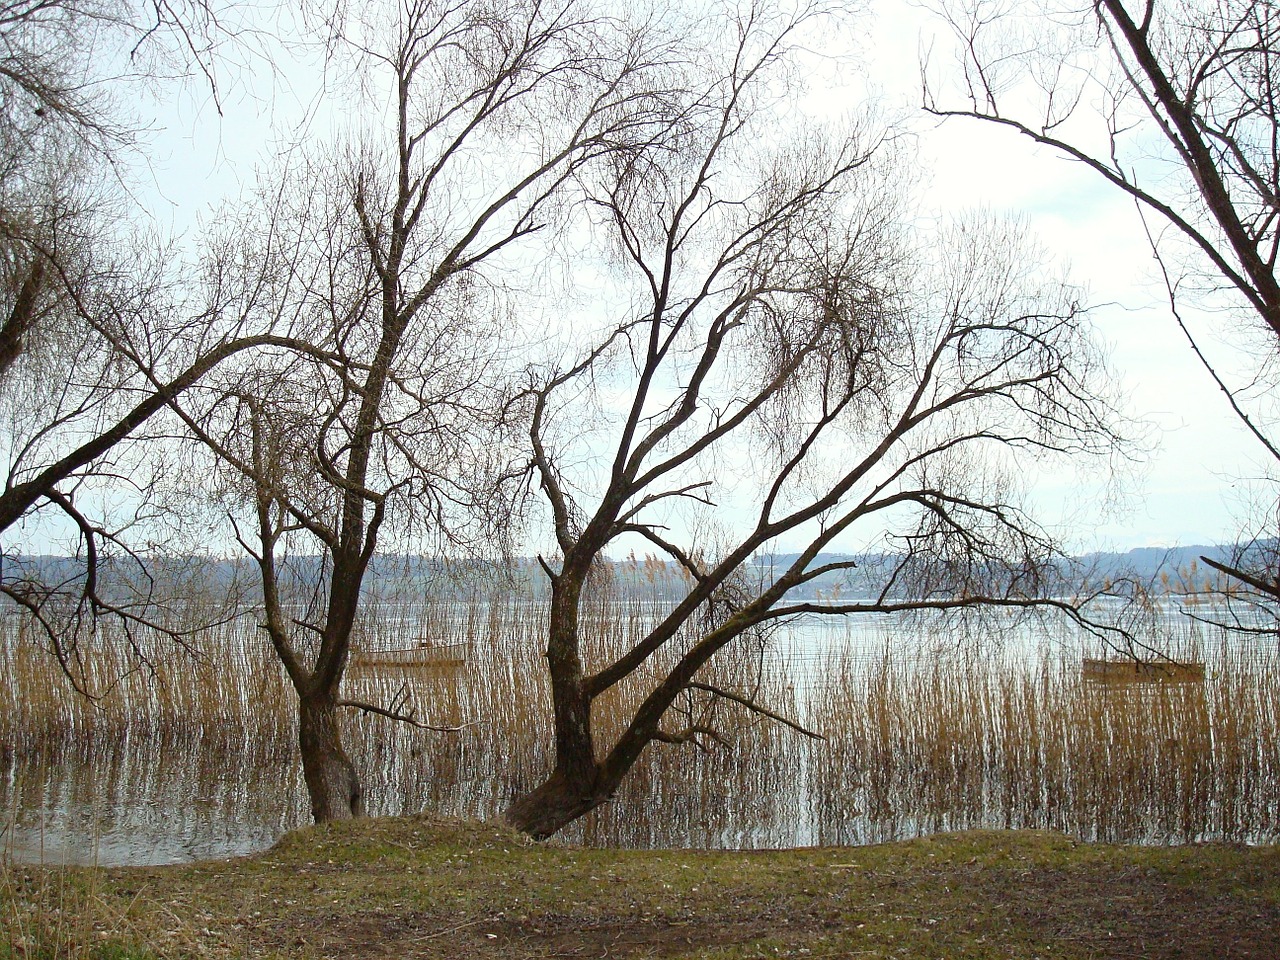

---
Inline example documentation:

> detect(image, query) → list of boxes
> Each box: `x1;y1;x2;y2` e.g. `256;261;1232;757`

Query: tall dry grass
808;629;1280;845
2;594;1279;856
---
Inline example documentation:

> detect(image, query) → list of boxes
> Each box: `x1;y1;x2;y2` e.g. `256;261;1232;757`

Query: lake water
3;601;1278;865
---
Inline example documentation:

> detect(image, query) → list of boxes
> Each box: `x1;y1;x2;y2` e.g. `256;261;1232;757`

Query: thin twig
687;681;826;740
338;699;478;733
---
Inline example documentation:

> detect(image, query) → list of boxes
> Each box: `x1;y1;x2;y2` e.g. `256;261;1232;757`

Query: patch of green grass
5;817;1280;959
0;945;154;960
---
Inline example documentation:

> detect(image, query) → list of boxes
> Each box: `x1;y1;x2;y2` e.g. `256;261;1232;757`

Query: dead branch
338;699;474;733
652;724;730;751
687;681;826;741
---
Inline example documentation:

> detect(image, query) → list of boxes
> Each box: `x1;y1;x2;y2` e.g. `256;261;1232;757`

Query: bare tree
0;223;352;685
177;0;686;822
923;0;1280;616
0;1;308;685
502;5;1125;839
0;0;249;380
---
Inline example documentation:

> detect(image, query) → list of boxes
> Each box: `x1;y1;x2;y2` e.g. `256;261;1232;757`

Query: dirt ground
6;817;1280;959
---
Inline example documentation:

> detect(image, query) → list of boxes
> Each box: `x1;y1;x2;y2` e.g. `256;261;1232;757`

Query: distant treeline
2;543;1262;610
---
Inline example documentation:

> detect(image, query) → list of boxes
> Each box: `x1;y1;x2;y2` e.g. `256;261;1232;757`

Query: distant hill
748;545;1253;600
1073;545;1232;582
1;543;1257;607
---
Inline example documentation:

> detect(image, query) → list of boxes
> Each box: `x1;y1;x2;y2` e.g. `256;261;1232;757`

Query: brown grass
809;628;1280;844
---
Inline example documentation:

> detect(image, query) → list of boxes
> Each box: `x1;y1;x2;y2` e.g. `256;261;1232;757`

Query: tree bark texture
298;692;362;822
503;572;613;838
502;768;618;839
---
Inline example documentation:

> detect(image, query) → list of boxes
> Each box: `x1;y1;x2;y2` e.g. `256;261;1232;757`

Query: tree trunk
503;570;611;839
503;768;613;839
298;692;362;822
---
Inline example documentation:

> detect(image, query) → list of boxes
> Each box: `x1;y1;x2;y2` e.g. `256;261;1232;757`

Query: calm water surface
3;604;1277;865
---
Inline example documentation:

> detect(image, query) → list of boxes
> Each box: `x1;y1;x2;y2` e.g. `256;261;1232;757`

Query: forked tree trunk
298;691;362;822
503;614;738;839
504;705;674;839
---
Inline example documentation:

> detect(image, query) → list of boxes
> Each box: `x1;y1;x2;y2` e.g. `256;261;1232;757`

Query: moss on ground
5;817;1280;959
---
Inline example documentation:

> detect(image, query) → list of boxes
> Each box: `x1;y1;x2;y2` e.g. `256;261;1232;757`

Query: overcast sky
875;1;1268;553
135;0;1266;556
825;0;1266;552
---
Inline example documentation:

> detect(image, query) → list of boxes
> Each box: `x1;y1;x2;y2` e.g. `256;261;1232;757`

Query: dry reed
2;595;1278;859
808;626;1280;845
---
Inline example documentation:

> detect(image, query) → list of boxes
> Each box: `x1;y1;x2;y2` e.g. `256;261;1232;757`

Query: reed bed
808;632;1280;845
2;596;1279;863
0;610;293;755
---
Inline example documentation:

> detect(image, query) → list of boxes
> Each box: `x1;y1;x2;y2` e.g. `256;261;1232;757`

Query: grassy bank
5;817;1280;959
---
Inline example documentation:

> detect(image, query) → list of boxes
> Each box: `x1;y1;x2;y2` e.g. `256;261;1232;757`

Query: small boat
352;640;469;668
1081;658;1205;685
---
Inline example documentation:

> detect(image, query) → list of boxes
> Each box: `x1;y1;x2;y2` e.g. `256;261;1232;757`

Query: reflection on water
2;731;304;866
2;602;1279;865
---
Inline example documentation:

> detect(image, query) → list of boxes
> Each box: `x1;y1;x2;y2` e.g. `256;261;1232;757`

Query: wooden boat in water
1081;658;1205;685
352;640;469;669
